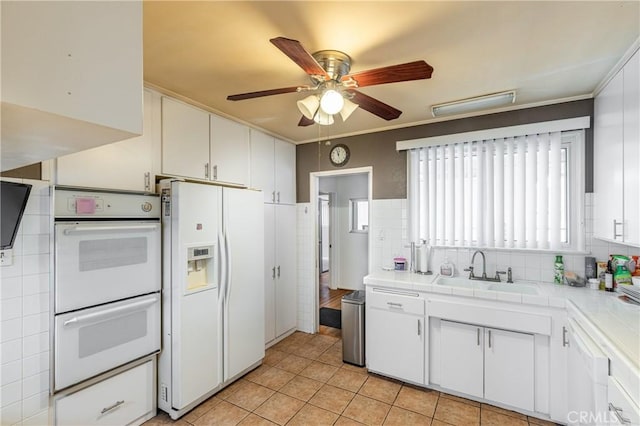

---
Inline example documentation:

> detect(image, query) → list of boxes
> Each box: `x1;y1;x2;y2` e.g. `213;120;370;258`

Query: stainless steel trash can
342;290;365;366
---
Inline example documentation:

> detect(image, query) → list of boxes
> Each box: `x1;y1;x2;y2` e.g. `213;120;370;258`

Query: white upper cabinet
210;114;249;186
250;130;296;204
56;90;160;192
594;48;639;246
1;1;143;171
161;97;210;180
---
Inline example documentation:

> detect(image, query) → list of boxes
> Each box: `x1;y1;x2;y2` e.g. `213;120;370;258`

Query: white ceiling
143;1;640;144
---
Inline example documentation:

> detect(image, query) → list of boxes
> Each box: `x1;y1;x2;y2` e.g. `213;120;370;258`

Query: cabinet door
440;320;483;399
264;204;276;344
275;204;297;337
274;139;296;205
56;90;156;192
484;328;534;412
161;97;210;179
210;114;249;186
250;130;276;203
594;70;624;241
623;50;640;246
366;309;424;384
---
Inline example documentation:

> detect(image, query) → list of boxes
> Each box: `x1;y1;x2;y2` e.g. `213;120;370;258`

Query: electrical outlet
0;250;13;266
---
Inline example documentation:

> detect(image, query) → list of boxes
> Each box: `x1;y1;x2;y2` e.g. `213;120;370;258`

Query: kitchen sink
435;276;539;295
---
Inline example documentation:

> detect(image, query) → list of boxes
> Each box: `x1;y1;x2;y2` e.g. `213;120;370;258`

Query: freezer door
222;188;265;381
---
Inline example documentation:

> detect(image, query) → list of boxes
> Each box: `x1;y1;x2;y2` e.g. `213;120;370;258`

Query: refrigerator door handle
218;233;227;304
224;232;232;304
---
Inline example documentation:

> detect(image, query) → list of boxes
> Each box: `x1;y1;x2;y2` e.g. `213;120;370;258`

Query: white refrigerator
157;180;264;419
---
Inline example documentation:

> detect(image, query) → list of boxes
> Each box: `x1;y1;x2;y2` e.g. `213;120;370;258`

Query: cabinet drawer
367;288;424;315
608;376;640;425
55;360;154;425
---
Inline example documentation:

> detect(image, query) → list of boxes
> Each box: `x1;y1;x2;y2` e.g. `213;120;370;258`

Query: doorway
311;167;372;336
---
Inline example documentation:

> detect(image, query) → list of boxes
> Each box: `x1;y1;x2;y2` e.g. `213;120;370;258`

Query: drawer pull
417;319;421;336
101;400;125;415
477;328;481;346
488;330;492;348
387;302;403;308
609;403;631;424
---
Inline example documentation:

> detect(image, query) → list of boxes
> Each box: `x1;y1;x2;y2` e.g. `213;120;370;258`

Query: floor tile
217;379;249;400
341;363;368;374
309;334;340;349
433;396;480;426
278;375;324;402
286;403;340;426
480;408;528;426
293;343;328;360
327;368;368;393
243;365;271;382
192;400;250;426
334;417;366;426
358;376;401;404
342;394;391;426
393;385;439;418
299;361;340;382
430;420;452;426
247;366;295;390
142;412;191;425
439;392;481;407
182;396;223;423
383;406;431;425
274;354;313;374
308;384;356;414
253;392;304;425
481;403;528;421
225;381;275;411
528;416;558;426
262;348;289;367
317;345;344;367
236;413;277;425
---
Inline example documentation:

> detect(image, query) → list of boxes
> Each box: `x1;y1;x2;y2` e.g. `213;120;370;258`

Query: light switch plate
0;249;13;266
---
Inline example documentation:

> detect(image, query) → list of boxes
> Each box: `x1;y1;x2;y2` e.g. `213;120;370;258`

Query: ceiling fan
227;37;434;126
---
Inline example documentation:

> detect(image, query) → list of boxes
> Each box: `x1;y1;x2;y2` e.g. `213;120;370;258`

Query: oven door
54;221;161;313
54;293;160;391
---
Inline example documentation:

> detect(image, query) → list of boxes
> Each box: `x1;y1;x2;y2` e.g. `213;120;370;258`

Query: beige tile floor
144;331;558;426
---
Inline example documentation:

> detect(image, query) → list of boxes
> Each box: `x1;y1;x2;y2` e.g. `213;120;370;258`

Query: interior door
440;320;483;399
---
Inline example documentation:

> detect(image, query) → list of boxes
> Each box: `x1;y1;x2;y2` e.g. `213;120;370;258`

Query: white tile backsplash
0;178;51;425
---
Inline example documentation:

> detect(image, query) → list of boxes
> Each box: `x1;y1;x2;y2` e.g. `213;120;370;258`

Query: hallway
319;272;350;338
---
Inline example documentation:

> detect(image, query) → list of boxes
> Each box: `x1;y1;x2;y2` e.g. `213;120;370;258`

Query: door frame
309;166;372;333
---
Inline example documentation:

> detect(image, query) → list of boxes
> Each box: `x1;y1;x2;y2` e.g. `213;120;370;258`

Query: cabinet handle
613;220;623;240
144;172;151;191
277;191;280;203
609;403;631;424
272;267;276;279
417;319;421;336
277;265;280;278
562;326;569;347
488;330;492;348
100;400;125;415
205;163;210;179
272;191;276;203
387;302;403;308
477;328;481;346
213;165;218;180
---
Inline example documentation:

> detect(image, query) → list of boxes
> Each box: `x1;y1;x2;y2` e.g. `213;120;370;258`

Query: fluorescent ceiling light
431;90;516;117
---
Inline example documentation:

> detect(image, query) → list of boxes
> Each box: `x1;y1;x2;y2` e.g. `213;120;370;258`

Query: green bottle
554;255;564;284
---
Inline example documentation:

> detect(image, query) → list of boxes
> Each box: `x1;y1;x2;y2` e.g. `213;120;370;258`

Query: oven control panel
54;187;161;219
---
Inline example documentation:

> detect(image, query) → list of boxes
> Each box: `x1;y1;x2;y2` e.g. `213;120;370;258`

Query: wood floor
318;272;351;338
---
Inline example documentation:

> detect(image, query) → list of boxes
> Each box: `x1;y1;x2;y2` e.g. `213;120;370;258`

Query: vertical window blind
408;131;582;250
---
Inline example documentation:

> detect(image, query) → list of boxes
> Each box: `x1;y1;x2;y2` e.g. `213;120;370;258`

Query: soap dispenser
440;257;454;277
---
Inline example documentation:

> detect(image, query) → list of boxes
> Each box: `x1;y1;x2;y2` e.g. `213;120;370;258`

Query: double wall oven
52;187;161;393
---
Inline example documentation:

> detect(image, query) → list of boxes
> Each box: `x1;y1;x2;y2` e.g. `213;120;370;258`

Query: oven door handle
62;224;159;235
63;296;159;327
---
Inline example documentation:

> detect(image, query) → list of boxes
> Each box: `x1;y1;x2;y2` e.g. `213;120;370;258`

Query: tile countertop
363;270;640;371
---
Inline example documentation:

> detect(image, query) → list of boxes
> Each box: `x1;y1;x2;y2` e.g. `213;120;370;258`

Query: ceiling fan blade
342;60;433;88
227;86;301;101
298;116;315;127
347;90;402;120
270;37;328;77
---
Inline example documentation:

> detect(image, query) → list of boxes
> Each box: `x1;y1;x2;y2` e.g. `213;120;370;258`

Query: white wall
0;178;51;426
319;174;368;290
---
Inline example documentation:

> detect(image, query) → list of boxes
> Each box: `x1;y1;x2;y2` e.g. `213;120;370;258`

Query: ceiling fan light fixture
431;90;516;117
339;98;359;121
319;89;344;115
314;110;334;125
297;95;320;120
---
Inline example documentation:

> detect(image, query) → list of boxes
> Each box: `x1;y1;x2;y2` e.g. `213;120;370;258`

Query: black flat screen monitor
1;181;32;249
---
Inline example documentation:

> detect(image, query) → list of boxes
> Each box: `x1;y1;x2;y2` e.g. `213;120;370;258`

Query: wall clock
330;144;350;167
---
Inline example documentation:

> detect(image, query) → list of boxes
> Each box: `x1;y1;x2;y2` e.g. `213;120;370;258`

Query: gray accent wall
296;99;594;203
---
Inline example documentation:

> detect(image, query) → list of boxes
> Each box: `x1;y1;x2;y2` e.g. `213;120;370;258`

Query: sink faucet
464;250;505;282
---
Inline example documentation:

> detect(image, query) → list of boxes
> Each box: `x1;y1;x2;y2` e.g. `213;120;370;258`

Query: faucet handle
464;266;474;278
495;270;506;281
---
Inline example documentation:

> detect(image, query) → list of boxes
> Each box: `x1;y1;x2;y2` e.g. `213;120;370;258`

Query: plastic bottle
554;255;564;284
440;258;454;277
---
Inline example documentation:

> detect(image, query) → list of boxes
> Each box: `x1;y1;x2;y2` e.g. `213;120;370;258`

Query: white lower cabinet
55;359;155;425
439;320;534;412
366;288;424;384
608;376;640;425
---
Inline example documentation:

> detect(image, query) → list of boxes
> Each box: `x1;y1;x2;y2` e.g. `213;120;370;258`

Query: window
350;199;369;233
407;129;585;251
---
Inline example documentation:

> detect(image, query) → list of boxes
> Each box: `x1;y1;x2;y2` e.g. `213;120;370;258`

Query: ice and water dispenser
186;245;215;291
